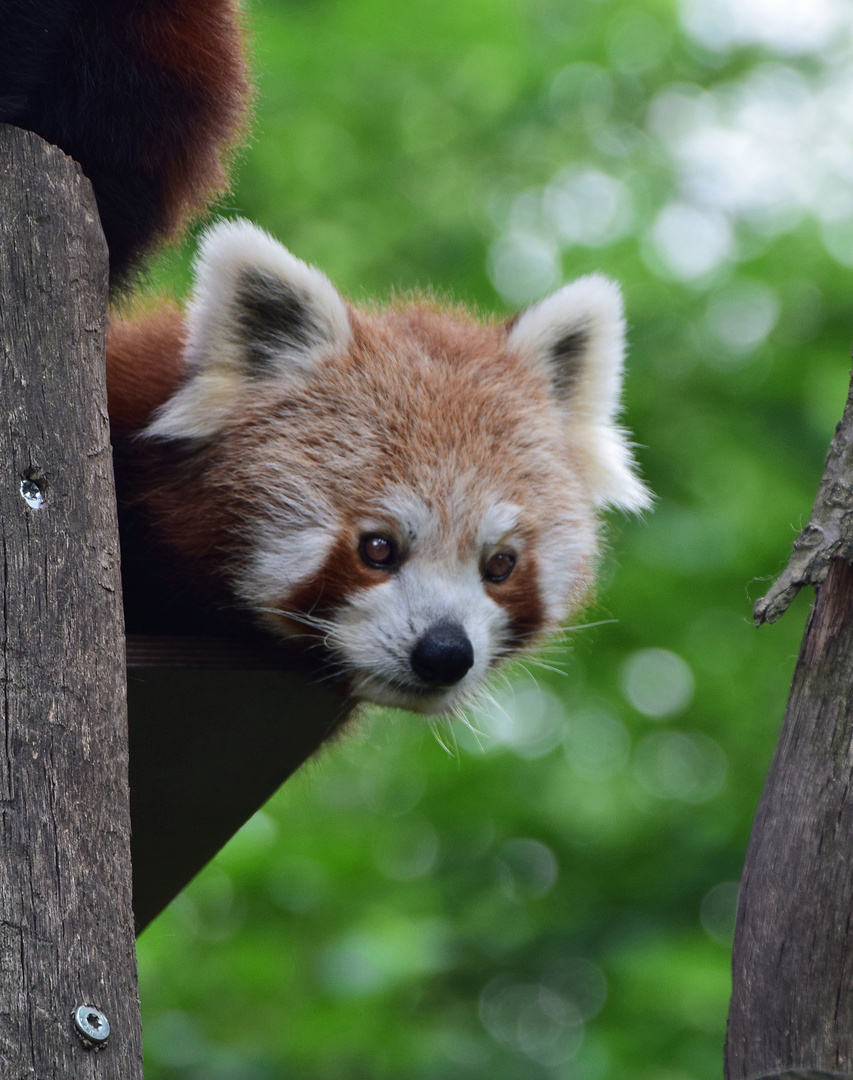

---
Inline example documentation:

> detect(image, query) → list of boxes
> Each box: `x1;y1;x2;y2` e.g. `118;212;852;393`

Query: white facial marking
234;521;337;621
533;518;592;625
372;488;443;548
477;500;522;549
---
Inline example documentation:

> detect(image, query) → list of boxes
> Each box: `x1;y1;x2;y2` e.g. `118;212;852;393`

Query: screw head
72;1004;110;1050
19;477;45;510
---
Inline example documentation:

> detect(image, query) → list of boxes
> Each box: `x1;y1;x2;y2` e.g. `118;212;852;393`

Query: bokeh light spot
621;649;695;718
633;731;728;803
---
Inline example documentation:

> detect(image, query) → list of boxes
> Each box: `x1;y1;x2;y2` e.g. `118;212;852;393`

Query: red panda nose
410;621;475;686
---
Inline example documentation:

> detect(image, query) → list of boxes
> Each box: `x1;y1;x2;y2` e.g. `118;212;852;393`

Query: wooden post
0;125;143;1077
726;373;853;1078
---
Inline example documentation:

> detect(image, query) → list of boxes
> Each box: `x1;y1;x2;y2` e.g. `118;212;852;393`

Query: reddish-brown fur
108;311;242;610
0;0;251;284
131;0;252;242
283;529;393;626
487;553;547;652
107;306;188;432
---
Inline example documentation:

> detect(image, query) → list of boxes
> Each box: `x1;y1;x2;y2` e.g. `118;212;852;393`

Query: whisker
518;656;567;677
456;706;486;751
445;719;461;763
254;604;338;633
513;662;542;691
562;618;619;634
427;718;455;757
483;685;515;724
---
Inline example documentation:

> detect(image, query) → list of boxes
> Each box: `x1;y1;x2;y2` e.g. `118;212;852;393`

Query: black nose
410;620;474;686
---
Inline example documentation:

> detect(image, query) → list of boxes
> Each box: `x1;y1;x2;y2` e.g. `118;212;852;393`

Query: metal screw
19;477;45;510
72;1004;110;1050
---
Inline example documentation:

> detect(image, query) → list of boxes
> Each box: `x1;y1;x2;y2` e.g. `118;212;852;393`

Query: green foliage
137;0;853;1075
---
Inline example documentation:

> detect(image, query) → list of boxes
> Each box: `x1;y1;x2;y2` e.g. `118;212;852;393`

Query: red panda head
144;220;650;714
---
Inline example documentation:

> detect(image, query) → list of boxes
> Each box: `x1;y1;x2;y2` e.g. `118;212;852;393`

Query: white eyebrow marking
478;501;522;548
371;488;442;546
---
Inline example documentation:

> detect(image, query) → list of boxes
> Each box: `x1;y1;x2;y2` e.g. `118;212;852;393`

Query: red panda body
109;221;649;715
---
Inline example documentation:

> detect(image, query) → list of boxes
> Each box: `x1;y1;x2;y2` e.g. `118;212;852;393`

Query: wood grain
0;125;142;1078
726;556;853;1079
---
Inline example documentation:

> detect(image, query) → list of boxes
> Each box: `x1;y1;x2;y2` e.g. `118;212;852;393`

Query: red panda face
252;486;584;714
144;220;650;715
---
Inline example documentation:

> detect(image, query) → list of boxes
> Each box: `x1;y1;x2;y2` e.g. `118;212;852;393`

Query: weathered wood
750;1073;853;1079
751;1073;853;1079
0;125;143;1077
726;557;853;1078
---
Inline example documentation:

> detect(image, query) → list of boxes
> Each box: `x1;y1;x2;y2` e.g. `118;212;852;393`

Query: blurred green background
136;0;853;1076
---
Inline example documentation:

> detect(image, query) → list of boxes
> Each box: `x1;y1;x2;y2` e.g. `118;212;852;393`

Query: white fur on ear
508;274;651;512
147;219;352;441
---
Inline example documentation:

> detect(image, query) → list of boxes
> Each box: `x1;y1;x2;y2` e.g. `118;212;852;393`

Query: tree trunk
726;371;853;1079
0;125;143;1077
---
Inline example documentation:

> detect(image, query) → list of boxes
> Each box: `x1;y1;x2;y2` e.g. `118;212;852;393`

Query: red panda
108;220;650;715
0;0;250;286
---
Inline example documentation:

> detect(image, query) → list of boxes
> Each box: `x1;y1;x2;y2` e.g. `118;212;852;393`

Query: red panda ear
507;275;651;513
147;219;352;440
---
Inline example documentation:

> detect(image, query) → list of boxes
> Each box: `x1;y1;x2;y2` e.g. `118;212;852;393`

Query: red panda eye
359;534;398;569
484;551;516;583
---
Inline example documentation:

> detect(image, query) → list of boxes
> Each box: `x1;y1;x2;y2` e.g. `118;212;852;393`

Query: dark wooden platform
127;636;349;932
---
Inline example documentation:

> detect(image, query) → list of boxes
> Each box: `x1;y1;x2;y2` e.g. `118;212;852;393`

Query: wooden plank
0;124;142;1077
128;663;349;933
126;633;295;670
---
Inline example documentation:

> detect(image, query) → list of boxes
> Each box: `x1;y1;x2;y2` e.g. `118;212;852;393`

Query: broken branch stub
754;368;853;626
